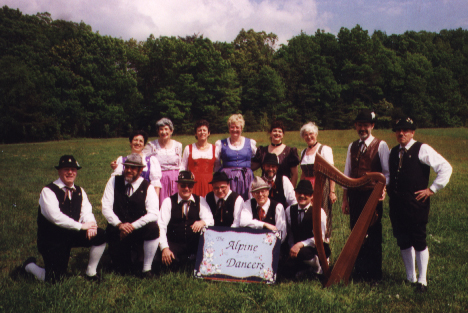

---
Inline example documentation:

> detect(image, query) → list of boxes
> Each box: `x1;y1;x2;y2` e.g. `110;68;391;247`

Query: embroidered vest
350;137;382;190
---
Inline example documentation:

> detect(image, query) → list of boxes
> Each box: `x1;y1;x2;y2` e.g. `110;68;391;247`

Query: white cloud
3;0;329;44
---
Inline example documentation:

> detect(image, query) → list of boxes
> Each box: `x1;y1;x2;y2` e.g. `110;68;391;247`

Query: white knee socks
415;247;429;286
400;247;417;283
86;243;106;277
25;263;46;281
143;238;160;272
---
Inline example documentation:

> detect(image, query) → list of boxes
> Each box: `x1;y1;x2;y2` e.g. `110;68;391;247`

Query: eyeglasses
180;183;194;189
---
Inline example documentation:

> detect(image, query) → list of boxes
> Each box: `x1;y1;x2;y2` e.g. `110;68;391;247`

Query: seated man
102;153;160;277
262;153;297;208
159;171;214;268
284;180;330;278
205;172;244;227
23;155;106;283
240;177;286;242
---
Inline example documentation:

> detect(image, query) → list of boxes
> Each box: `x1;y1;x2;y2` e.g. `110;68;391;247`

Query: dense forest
1;6;468;143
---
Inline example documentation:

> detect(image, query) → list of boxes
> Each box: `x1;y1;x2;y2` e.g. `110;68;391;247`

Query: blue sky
4;0;468;45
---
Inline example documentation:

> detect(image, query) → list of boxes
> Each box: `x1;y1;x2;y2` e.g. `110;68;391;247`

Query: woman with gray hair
214;114;257;200
143;118;182;206
299;122;336;239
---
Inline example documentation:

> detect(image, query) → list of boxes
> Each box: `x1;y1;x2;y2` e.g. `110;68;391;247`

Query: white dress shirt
343;134;390;187
239;198;287;243
398;139;452;193
39;178;96;231
101;176;159;229
111;154;162;188
285;203;328;248
214;137;257;171
213;190;244;227
159;194;214;250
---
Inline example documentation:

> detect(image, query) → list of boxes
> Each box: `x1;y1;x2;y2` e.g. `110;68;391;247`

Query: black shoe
85;274;103;283
22;257;37;273
416;283;428;293
141;271;156;279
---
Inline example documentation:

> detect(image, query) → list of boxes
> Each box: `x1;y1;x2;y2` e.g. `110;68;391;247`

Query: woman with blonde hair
214;114;257;200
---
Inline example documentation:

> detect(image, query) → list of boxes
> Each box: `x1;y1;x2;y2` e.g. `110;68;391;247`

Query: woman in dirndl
143;118;182;206
299;122;336;239
181;120;216;197
214;114;257;200
110;129;162;195
251;120;300;187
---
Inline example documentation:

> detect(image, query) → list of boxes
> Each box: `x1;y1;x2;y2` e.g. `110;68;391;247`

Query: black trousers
106;222;159;273
283;244;331;277
389;194;429;251
348;189;383;281
37;228;106;283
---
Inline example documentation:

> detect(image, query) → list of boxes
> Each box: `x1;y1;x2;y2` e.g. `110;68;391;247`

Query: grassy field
0;128;467;312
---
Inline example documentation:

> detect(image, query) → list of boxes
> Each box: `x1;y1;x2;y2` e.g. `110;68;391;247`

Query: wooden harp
312;153;386;287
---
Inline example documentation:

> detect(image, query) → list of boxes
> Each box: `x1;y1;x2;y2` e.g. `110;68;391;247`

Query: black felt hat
55;155;82;170
176;170;197;183
209;172;231;184
294;180;314;195
392;117;416;131
354;109;376;123
263;153;279;166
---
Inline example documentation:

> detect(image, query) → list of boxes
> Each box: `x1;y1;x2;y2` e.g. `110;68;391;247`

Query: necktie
356;141;366;161
257;206;265;221
398;147;407;170
64;186;76;202
217;198;225;222
298;208;306;224
181;200;191;220
125;183;133;196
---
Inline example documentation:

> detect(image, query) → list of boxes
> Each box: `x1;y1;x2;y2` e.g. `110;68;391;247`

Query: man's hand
289;242;304;258
118;223;134;240
379;186;387;201
110;160;118;170
86;228;97;240
263;223;277;231
329;192;337;204
162;248;175;266
81;221;97;230
191;220;206;233
341;198;350;214
415;188;434;203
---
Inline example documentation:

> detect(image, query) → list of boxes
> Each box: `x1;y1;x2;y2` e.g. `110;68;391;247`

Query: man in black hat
341;109;390;282
388;117;452;292
23;155;106;283
240;176;287;242
205;172;244;227
159;170;214;267
284;180;330;277
261;152;297;208
102;153;160;277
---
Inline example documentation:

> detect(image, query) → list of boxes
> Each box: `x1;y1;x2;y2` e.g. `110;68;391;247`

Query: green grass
1;128;467;312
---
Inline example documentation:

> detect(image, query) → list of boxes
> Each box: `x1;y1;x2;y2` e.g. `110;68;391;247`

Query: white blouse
301;144;334;165
143;139;182;171
180;143;218;171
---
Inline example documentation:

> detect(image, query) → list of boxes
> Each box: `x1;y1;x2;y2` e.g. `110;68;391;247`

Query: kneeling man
240;177;286;242
285;180;330;277
205;172;244;227
159;171;214;267
24;155;106;283
102;153;160;277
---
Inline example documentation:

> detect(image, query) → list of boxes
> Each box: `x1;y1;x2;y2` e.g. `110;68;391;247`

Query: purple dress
218;138;254;200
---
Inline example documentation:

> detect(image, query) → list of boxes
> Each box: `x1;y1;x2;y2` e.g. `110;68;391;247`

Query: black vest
206;191;240;227
37;183;83;242
250;198;279;226
389;142;431;204
268;176;287;208
167;193;201;244
289;204;314;244
113;176;149;223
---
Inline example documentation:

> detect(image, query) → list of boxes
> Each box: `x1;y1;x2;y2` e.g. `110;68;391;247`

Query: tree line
1;6;467;143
